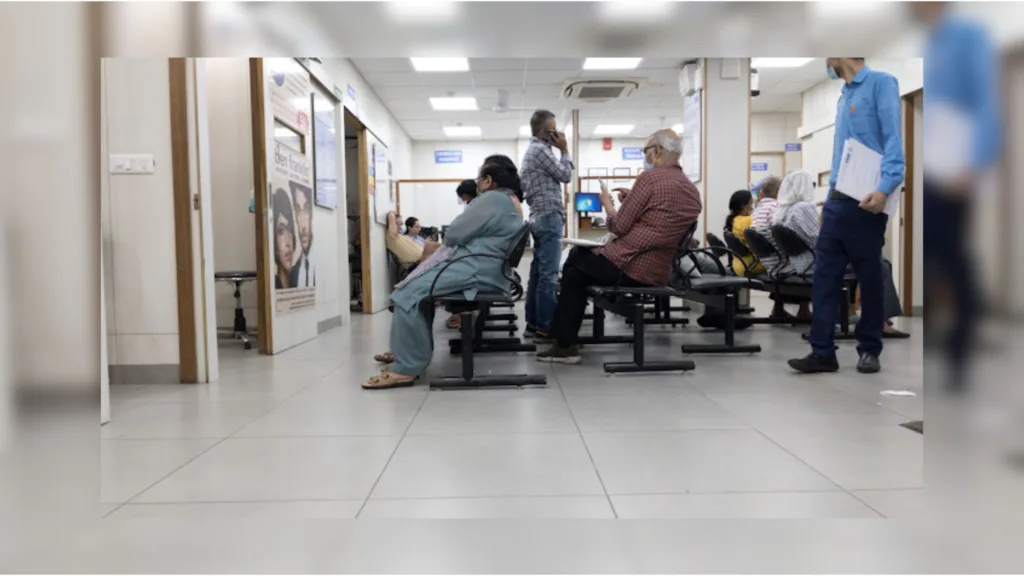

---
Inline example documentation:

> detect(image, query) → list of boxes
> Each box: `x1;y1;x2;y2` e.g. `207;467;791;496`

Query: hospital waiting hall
96;6;1024;537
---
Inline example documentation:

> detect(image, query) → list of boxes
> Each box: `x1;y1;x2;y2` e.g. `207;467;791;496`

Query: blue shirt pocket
847;92;878;143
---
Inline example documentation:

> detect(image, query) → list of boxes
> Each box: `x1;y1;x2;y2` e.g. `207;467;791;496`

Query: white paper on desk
834;138;900;217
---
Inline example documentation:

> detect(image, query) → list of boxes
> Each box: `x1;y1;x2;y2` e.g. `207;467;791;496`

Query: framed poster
683;90;702;183
311;89;337;209
270;141;316;314
266;58;311;136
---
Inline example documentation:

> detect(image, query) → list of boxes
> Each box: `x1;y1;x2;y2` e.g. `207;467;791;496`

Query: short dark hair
479;156;522;200
456;179;478;201
530;109;555;137
273;188;295;232
404;217;418;231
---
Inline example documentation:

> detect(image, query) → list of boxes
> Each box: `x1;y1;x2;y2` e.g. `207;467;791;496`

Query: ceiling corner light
443;125;481;137
583;58;642;71
593;124;634;136
429;96;478;111
671;123;684;134
410;57;470;72
750;58;813;69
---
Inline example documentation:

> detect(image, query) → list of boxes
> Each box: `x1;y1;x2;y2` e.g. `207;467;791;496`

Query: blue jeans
809;196;888;360
525;211;564;333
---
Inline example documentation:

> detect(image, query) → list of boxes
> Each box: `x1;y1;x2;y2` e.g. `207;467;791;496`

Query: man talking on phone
520;109;574;342
789;58;904;375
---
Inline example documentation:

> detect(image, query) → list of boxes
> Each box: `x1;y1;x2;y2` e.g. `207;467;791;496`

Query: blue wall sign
751;162;769;171
434;150;463;164
785;142;801;152
621;146;644;160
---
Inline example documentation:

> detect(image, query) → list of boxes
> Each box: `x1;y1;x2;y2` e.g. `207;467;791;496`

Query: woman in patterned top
365;157;525;389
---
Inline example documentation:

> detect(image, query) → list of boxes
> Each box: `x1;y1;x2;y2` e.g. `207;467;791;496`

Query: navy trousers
809;195;888;360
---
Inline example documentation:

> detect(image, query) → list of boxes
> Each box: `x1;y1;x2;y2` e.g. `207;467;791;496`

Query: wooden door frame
749;150;786;181
249;58;274;354
169;58;198;382
901;87;922;316
344;109;373;313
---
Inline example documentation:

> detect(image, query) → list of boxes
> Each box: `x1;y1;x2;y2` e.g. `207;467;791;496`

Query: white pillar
569;109;580;238
702;58;751;241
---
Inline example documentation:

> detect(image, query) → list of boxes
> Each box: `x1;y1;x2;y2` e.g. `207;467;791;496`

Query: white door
750;153;784;189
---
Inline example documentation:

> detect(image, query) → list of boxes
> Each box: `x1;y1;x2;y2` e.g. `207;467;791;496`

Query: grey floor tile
584;429;836;495
359;496;614;519
407;388;576;435
101;400;277;439
133;436;401;503
107;500;363;520
101;439;218;504
851;489;925;518
612;491;880;519
372;433;605;499
566;393;749;432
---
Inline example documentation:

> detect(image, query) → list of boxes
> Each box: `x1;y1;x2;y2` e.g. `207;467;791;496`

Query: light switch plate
109;154;156;175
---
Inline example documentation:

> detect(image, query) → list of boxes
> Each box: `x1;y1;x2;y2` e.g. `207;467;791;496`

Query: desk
214;271;257;350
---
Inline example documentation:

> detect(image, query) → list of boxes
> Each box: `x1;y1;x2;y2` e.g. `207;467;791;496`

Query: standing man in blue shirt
789;59;905;375
915;2;1001;393
520;110;574;342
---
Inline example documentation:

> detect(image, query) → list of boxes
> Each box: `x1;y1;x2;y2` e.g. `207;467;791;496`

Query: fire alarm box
602;138;612;151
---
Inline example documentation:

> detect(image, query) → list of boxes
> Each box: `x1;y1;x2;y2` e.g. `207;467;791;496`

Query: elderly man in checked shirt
519;109;574;342
537;129;702;364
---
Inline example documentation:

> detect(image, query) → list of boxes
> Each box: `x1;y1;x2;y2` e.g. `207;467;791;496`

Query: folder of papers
834;138;901;217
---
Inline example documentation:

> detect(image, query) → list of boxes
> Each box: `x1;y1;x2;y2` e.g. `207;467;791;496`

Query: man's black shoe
856;353;881;374
788;353;839;374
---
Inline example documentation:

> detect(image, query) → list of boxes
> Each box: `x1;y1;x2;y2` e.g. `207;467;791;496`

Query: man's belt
829;189;854;202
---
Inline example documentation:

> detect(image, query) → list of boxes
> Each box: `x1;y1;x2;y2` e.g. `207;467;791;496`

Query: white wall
101;58;180;369
704;58;752;239
751;112;802;174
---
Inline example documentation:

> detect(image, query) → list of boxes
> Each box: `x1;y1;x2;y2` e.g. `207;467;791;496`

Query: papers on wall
834;138;900;217
682;90;702;183
922;100;973;185
373;145;392;225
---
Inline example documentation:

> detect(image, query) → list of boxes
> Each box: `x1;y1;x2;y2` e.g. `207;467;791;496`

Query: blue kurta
388;189;523;376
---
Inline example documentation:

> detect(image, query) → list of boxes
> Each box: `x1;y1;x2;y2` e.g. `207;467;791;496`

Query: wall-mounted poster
312;90;337;209
271;141;316;314
682;90;702;183
267;58;311;136
374;146;392;225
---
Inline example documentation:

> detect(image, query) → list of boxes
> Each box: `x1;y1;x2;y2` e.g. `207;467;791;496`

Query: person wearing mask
725;190;763;277
789;58;904;375
915;2;1001;393
404;217;425;246
365;159;525;389
537;129;701;364
520;109;573;343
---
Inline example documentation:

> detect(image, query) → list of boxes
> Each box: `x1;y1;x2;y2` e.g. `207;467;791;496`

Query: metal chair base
430;374;548;390
681;343;762;354
604;360;695;374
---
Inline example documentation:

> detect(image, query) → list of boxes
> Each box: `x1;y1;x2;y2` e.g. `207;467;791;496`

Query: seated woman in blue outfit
364;157;525;389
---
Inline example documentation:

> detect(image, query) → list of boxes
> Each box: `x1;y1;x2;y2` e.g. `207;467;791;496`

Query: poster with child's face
271;142;316;314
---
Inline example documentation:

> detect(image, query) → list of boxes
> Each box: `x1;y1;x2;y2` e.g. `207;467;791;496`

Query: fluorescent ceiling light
410;57;469;72
430;97;477;110
672;123;684;134
583;58;642;70
598;1;673;22
443;126;481;137
593;124;634;136
750;58;813;68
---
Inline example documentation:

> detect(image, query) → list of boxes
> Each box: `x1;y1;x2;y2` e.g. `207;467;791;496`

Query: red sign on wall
602;137;612;151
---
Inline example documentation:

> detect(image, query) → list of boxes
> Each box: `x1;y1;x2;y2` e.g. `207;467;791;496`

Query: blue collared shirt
925;12;1001;171
829;66;905;195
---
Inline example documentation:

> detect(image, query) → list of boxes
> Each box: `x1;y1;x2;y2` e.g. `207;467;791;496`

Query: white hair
649;131;683;156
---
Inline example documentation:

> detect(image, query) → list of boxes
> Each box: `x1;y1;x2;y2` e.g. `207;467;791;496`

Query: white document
834;138;901;217
561;238;605;248
922;100;973;184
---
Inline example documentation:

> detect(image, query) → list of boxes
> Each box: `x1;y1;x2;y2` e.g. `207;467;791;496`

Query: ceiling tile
360;72;422;87
350;58;413;73
470;58;527;72
416;72;474;87
525;58;585;71
526;70;576;85
471;71;526;87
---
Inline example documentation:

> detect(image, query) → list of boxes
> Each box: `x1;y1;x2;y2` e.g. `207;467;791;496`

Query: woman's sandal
373;351;396;364
363;367;417;390
445;315;462;330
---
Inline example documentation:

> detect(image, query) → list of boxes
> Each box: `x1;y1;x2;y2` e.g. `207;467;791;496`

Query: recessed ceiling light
672;123;684;134
443;126;482;137
519;126;532;137
750;58;813;68
583;58;642;70
411;57;470;72
594;124;634;136
430;97;478;111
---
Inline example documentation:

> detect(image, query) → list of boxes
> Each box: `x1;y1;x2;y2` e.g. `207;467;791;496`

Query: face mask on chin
643;159;654;171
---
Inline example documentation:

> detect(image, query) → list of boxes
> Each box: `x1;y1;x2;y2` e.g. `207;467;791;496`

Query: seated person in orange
725;189;764;277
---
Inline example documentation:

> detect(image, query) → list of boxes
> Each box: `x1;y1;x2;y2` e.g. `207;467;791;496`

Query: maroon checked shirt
593;162;702;286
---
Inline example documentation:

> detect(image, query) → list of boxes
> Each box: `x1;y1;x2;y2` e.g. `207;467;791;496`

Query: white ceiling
350;58;826;141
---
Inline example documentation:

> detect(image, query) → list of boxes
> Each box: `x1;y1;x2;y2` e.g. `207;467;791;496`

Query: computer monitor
575;193;601;213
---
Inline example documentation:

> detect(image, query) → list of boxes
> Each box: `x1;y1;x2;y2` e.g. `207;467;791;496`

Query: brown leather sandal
363;368;417;390
373;351;396;364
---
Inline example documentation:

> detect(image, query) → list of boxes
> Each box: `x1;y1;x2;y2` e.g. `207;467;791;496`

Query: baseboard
109;364;181;385
318;315;342;334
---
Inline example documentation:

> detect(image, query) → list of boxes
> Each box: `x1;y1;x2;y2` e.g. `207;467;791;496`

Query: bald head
645;129;683;169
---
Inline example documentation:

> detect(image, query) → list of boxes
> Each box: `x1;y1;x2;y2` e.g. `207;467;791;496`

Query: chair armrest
426;253;518;300
685;247;730;277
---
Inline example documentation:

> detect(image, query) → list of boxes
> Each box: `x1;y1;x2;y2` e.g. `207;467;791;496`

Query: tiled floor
102;292;924;521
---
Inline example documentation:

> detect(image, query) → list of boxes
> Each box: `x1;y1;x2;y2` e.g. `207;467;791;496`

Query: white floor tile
102;439;218;504
107;500;363;520
851;489;925;518
612;491;880;519
406;388;576;435
359;496;614;519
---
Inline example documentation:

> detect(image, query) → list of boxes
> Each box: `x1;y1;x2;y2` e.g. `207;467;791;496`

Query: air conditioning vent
561;79;641;102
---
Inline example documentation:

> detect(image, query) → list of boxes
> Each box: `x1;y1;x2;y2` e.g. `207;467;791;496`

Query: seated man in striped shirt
537;129;702;364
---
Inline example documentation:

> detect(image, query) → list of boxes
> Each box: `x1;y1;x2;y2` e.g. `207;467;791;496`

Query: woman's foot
363;368;417;390
882;323;911;339
373;351;396;364
445;314;462;330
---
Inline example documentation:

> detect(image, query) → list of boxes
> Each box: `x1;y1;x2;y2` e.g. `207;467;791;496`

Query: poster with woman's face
271;141;316;314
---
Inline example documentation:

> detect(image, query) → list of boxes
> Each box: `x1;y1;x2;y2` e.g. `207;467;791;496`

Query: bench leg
604;301;695;373
431;310;547;389
682;292;762;354
578;305;634;345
